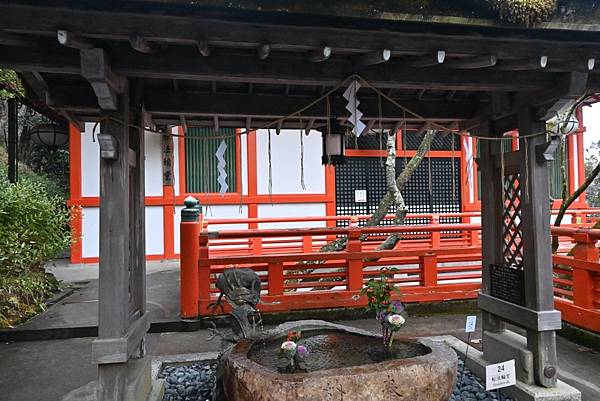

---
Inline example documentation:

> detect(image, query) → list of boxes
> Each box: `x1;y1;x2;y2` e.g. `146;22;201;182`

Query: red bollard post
180;196;202;319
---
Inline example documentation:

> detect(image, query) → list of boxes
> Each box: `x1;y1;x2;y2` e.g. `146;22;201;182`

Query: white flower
387;314;405;327
281;341;297;351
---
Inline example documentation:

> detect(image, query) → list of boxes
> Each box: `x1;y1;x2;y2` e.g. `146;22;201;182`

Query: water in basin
248;329;431;373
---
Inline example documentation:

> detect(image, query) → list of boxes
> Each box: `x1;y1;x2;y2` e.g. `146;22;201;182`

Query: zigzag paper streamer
343;79;366;136
215;139;228;196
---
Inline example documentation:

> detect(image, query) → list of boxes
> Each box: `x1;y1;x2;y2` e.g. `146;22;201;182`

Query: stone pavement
0;261;599;401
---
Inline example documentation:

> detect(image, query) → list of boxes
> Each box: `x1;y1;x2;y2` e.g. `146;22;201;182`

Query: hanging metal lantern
320;115;346;165
29;123;68;150
561;115;579;135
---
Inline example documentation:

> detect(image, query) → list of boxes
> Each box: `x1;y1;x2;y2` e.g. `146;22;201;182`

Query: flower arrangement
360;268;406;351
278;331;309;372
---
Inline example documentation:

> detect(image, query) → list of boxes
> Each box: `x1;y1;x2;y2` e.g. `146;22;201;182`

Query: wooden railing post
430;214;441;248
198;231;211;314
302;235;313;254
420;253;438;287
268;262;284;296
571;229;599;309
180;197;201;319
347;226;363;290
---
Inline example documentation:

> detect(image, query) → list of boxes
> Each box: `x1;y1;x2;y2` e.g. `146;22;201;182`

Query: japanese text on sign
465;315;477;333
486;360;516;391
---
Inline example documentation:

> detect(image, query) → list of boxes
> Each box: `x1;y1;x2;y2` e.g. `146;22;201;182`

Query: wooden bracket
80;48;125;111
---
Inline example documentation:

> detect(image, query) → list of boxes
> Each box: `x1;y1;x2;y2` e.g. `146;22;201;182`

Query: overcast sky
582;104;600;151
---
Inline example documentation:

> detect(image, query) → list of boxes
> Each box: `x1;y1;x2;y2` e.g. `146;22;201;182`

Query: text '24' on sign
486;360;516;391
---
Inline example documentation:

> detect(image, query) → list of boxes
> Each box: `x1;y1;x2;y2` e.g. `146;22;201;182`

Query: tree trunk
317;129;437;253
552;161;600;252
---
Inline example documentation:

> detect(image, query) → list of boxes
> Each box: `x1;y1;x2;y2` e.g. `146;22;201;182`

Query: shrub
0;175;71;328
487;0;557;25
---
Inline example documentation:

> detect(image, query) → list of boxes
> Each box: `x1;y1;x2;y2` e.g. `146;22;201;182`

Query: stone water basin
222;320;457;401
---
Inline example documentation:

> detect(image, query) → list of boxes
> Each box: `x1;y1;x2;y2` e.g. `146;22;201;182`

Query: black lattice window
502;174;524;269
335;157;461;227
345;133;386;150
403;131;461;151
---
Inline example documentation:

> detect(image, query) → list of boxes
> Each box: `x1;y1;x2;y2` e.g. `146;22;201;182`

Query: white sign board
465;315;477;333
354;189;367;203
486;360;516;391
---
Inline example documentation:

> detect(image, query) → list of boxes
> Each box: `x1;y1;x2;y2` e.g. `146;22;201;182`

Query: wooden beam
408;50;445;67
533;71;588;120
4;4;600;66
495;56;547;71
196;40;210;57
257;43;271;60
0;30;38;47
444;55;497;69
307;46;332;63
0;46;564;92
20;71;48;100
356;49;391;65
80;48;125;110
142;91;479;121
213;115;219;132
129;34;157;54
57;30;94;49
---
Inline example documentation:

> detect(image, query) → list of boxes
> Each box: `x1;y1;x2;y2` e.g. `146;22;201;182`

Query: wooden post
478;121;506;334
180;197;201;318
268;262;284;296
519;108;559;387
346;227;363;290
198;231;211;315
420;253;437;287
571;229;598;309
430;215;441;248
93;86;151;401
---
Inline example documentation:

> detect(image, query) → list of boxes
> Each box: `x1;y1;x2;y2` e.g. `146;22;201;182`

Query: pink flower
296;345;309;356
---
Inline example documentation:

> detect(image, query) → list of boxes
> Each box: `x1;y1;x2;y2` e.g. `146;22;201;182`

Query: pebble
161;358;514;401
449;359;515;401
160;361;217;401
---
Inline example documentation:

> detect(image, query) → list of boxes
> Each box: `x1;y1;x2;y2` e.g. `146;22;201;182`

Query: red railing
180;210;600;333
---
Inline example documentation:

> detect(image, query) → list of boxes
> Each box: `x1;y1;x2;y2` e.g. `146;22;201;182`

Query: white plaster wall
145;206;164;255
173;205;248;254
81;206;166;258
203;204;249;231
81;207;99;258
256;129;324;194
172;129;181;196
81;123;100;197
241;135;248;195
257;203;326;229
145;130;163;197
174;205;184;255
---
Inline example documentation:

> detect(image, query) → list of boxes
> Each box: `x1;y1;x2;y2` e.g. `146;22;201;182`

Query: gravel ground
450;359;515;401
160;361;217;401
160;358;514;401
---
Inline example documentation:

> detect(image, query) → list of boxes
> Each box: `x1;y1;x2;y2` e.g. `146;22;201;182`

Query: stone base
483;330;534;384
61;356;159;401
432;336;581;401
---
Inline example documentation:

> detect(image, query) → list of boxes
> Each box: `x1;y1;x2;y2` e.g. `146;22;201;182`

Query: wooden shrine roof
0;0;599;131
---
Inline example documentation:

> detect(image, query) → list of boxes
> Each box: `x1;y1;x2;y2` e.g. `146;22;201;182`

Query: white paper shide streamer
215;139;228;196
343;79;366;137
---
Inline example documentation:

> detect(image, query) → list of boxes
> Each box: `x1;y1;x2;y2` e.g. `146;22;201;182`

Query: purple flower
392;301;404;313
296;345;309;356
376;310;387;321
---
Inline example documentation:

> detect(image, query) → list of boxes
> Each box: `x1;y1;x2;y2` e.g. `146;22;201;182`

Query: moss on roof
135;0;600;29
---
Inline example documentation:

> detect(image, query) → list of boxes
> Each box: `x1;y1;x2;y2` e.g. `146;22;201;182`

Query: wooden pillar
519;109;559;387
93;85;151;401
7;98;17;183
477;120;506;335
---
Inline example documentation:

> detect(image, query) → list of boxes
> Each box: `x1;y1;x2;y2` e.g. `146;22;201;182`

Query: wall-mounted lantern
320;115;346;165
97;133;119;160
29;123;68;150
